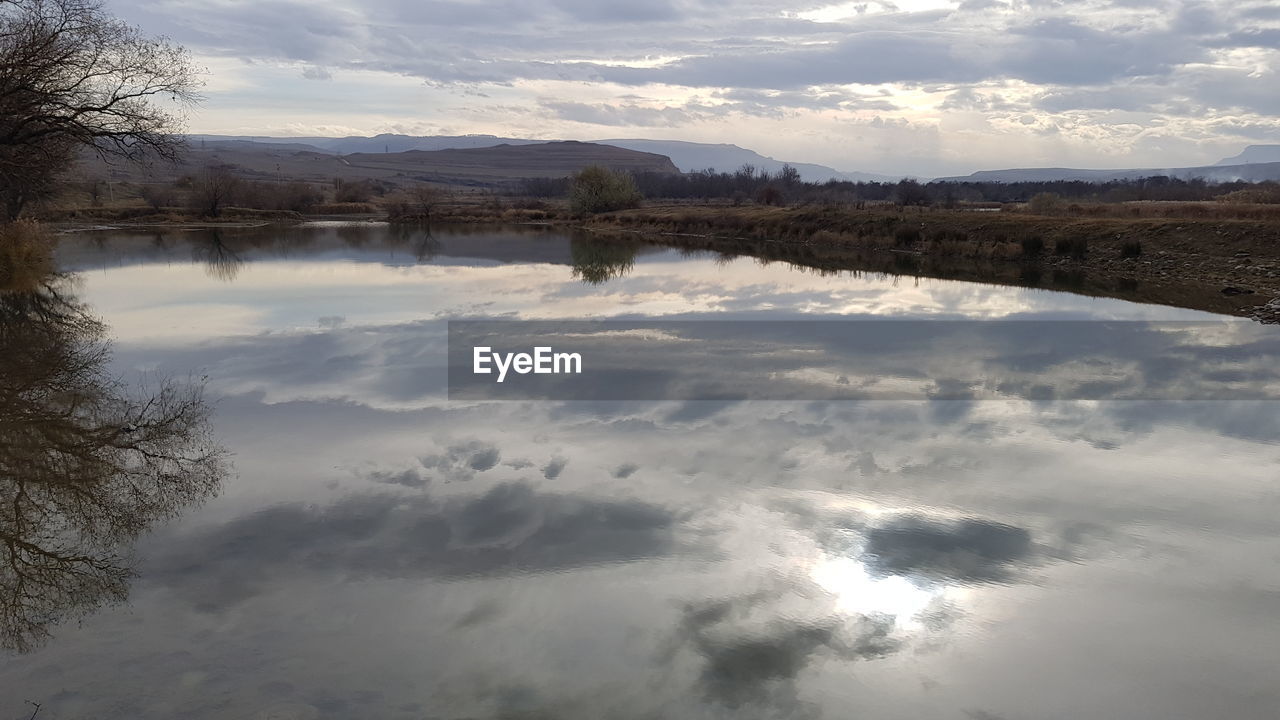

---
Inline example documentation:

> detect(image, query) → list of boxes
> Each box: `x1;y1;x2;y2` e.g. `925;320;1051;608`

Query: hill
77;141;679;188
187;133;893;182
341;141;681;185
592;139;898;183
1215;145;1280;166
187;133;543;155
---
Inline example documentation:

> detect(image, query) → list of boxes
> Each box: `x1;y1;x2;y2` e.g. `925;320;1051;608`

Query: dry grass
582;203;1280;271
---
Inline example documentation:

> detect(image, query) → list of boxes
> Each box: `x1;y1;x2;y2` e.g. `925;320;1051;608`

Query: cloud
103;0;1280;173
673;589;901;709
300;65;333;80
145;479;687;611
864;516;1036;584
541;100;702;127
418;440;503;480
369;467;428;488
542;456;569;479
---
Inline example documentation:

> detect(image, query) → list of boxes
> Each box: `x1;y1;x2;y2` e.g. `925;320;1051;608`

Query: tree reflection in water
190;230;244;282
570;235;638;284
0;278;227;653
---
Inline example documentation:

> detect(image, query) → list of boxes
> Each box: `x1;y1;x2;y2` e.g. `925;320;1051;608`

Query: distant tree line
519;165;1280;206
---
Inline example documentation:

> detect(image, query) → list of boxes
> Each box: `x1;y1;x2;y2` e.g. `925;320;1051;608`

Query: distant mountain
936;161;1280;184
96;140;677;187
595;138;898;183
1215;145;1280;166
188;133;542;155
187;133;894;182
186;137;333;154
342;141;680;184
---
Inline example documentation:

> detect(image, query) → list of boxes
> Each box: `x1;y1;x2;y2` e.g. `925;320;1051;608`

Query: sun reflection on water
811;556;947;627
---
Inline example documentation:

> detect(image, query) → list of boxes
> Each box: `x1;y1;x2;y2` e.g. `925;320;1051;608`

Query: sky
107;0;1280;177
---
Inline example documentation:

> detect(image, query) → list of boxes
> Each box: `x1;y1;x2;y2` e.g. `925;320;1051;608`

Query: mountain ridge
186;133;892;182
1214;145;1280;166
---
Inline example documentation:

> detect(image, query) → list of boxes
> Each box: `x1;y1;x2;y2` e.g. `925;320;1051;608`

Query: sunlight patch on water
812;556;944;626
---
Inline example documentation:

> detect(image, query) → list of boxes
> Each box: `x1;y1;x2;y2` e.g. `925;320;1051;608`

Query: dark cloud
370;467;428;488
612;462;640;479
542;456;569;479
110;0;1275;100
1209;28;1280;50
674;592;900;709
864;516;1035;584
300;65;333;81
1006;17;1203;85
144;480;686;611
418;440;502;480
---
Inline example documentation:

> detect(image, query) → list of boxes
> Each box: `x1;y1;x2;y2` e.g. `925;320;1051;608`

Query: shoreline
42;202;1280;320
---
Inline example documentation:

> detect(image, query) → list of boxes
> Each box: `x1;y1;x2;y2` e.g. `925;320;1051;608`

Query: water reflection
4;226;1277;719
0;280;227;652
569;235;639;284
190;230;244;281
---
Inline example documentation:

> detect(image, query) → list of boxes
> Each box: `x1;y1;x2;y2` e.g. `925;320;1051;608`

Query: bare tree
409;184;444;218
189;165;240;218
0;0;201;220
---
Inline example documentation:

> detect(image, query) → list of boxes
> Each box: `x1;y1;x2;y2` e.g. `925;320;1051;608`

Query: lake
2;222;1278;720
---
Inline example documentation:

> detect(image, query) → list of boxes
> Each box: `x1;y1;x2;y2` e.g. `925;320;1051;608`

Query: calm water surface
2;223;1278;719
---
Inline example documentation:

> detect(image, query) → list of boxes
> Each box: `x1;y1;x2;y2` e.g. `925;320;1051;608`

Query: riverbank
34;199;1280;319
580;204;1280;320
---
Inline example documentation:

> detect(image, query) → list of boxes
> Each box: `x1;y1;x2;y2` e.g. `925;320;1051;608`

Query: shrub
1054;236;1088;259
925;227;968;244
755;185;784;206
569;166;643;215
139;184;178;211
1027;192;1065;215
894;179;929;206
332;179;388;203
270;181;324;212
893;224;922;246
1120;240;1143;258
1020;234;1045;256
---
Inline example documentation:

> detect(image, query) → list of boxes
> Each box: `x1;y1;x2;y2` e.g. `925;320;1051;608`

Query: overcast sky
110;0;1279;176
